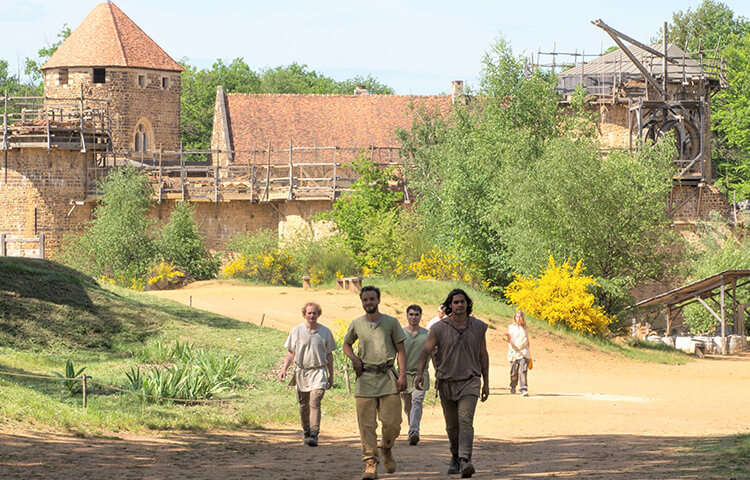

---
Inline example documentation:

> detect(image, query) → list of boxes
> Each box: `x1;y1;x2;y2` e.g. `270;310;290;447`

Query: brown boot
381;447;396;473
362;459;378;480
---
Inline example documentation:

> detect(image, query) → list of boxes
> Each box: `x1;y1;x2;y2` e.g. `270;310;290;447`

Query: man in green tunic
401;304;430;446
343;286;407;480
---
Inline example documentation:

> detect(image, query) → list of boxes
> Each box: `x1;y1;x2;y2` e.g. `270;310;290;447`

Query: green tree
156;202;219;280
61;166;156;284
24;24;71;90
401;36;560;286
659;1;750;199
180;57;261;150
323;153;402;265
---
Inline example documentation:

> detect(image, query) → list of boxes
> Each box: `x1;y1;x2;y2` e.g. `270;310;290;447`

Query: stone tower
41;1;184;152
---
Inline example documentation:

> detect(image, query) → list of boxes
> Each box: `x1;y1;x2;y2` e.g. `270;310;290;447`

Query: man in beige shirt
343;286;407;480
279;302;336;447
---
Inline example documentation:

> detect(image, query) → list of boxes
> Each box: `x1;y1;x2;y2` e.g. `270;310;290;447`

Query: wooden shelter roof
560;44;705;80
42;1;183;72
633;270;750;309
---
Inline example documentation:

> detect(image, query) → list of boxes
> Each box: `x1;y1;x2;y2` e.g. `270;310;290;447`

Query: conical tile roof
42;1;183;72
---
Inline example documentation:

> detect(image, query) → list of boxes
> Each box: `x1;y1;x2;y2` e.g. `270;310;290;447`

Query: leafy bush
60;166;156;285
146;260;192;289
156;201;219;280
505;255;613;335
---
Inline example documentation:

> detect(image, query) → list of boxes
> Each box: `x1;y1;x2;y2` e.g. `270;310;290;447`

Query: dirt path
2;281;749;479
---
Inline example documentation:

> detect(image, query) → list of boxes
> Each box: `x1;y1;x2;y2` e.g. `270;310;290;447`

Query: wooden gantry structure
632;270;750;354
531;19;727;185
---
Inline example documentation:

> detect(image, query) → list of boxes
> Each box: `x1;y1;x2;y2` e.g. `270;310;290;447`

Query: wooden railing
87;145;406;203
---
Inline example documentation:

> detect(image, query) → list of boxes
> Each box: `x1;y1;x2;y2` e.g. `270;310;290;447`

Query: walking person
401;304;430;446
343;286;407;480
507;310;531;396
416;289;489;478
279;302;336;447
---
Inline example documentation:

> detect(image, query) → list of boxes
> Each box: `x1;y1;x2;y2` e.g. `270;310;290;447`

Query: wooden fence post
39;232;45;259
82;374;88;408
0;233;5;257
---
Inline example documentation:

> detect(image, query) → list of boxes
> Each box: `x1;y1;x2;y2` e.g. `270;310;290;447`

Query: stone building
42;1;183;153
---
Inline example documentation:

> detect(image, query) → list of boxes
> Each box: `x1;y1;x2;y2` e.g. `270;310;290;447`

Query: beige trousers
355;393;402;462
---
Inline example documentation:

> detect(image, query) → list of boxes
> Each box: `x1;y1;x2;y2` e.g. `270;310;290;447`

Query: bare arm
343;342;363;377
279;351;294;380
415;330;437;390
395;341;407;392
326;352;334;388
480;333;490;402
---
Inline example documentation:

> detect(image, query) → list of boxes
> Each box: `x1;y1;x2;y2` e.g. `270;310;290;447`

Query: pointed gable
42;1;183;72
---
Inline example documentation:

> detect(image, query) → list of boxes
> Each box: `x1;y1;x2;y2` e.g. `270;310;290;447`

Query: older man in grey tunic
416;289;489;478
280;301;336;447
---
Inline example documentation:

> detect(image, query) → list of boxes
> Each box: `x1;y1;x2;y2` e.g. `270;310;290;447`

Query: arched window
133;120;153;152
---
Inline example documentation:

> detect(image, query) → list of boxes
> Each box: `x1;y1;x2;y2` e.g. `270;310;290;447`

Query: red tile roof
42;2;183;72
224;93;452;152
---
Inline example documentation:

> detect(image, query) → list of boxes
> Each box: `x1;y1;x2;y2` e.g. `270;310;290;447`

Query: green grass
0;257;353;434
675;433;750;479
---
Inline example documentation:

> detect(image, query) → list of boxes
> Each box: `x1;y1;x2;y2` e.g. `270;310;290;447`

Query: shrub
156;201;219;280
505;255;613;335
60;166;156;285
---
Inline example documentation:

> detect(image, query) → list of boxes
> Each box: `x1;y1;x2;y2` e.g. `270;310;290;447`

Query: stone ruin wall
44;68;181;152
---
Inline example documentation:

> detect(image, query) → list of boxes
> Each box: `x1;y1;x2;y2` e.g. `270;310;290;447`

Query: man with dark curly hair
416;288;489;478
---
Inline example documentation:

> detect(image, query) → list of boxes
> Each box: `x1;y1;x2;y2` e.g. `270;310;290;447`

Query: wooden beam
592;19;679;64
592;19;666;98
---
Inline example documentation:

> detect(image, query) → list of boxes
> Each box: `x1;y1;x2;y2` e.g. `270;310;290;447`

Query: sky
1;0;748;94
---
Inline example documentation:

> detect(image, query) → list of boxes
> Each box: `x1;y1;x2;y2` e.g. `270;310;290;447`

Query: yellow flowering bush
407;248;477;283
221;251;297;285
99;275;144;291
505;255;612;335
147;261;182;285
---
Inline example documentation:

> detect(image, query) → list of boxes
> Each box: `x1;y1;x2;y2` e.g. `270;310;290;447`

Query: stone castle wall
44;67;181;151
0;149;95;254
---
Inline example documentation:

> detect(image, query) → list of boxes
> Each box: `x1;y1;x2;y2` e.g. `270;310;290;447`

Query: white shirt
507;323;530;361
427;315;445;329
284;323;336;392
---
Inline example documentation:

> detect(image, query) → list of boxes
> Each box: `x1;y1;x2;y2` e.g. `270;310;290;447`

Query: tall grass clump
125;341;241;402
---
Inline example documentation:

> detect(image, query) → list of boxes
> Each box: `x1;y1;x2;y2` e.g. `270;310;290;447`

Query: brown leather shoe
381;447;396;473
362;459;378;480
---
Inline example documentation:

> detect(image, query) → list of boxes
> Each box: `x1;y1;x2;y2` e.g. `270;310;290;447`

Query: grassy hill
0;257;354;434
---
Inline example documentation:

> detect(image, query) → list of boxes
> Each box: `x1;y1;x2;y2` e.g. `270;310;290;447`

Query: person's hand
279;369;287;381
351;357;363;377
481;382;490;402
327;377;334;389
397;373;407;392
414;376;424;391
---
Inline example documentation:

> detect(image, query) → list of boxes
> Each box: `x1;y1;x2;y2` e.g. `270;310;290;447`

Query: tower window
161;76;169;89
135;123;149;152
93;68;106;84
58;69;69;85
138;74;146;88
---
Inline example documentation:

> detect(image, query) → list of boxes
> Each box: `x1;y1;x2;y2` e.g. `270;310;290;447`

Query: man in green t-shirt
401;304;430;446
343;286;407;480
